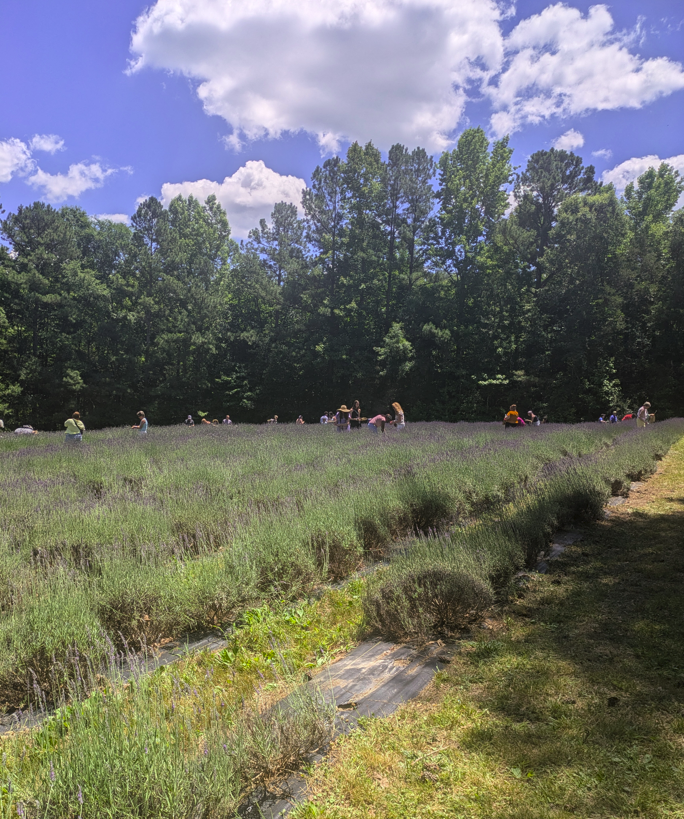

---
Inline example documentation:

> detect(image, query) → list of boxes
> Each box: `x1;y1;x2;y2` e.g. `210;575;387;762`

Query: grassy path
293;437;684;819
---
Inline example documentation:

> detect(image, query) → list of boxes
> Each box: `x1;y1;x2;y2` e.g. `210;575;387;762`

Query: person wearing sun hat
335;405;351;432
636;402;651;428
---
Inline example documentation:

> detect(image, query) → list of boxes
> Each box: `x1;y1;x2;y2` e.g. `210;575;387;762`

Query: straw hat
337;405;350;412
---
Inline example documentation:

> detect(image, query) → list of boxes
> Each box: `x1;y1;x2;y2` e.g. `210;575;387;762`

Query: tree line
1;127;683;429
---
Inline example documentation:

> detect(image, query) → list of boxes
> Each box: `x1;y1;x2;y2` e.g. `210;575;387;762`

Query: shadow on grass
458;506;684;817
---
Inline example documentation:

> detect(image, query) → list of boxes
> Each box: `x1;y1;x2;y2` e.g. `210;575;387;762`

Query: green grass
1;422;683;817
1;421;682;709
292;436;684;819
0;582;364;818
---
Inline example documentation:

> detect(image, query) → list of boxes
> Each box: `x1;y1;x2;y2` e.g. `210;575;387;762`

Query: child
132;411;148;435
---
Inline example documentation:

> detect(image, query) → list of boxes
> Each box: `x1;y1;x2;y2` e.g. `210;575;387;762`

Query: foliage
1;136;682;427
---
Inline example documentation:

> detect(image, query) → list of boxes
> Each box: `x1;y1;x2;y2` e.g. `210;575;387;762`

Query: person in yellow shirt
64;411;85;443
503;404;519;429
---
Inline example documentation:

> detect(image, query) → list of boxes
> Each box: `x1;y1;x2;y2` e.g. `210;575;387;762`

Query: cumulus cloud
0;138;34;183
553;129;584;151
129;0;506;153
489;3;684;136
159;160;306;238
603;153;684;208
592;148;613;160
28;162;118;203
29;134;66;154
1;134;122;202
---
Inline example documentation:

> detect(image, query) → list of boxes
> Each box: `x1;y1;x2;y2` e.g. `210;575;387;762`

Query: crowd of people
501;402;655;429
598;403;654;427
315;401;406;433
1;398;658;440
502;406;544;428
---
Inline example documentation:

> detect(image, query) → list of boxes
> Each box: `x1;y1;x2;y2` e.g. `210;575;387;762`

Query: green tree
514;148;597;288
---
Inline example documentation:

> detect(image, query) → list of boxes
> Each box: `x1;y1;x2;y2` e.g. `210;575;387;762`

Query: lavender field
1;420;683;710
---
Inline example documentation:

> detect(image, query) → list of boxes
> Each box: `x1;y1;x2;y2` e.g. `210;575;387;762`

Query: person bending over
368;413;390;433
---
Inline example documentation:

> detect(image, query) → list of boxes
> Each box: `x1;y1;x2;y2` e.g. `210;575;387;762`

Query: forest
1;127;683;429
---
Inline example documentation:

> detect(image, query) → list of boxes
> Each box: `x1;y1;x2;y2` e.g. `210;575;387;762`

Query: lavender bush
1;420;682;706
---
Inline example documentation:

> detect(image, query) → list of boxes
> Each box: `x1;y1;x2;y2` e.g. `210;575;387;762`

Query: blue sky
1;0;683;237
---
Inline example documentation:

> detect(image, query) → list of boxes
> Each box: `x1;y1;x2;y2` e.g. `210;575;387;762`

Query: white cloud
603;153;684;208
129;0;506;153
28;162;118;203
159;160;306;238
29;134;65;154
592;148;613;160
552;129;584;151
93;213;130;224
489;3;684;136
0;138;34;183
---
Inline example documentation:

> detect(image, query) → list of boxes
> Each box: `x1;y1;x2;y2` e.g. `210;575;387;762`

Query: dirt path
292;437;684;818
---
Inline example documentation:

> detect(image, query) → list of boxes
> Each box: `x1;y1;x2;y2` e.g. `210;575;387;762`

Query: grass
0;582;365;818
292;436;684;819
1;422;682;817
3;420;672;709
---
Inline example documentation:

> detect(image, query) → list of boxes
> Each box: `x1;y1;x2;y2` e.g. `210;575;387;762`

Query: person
622;412;634;422
335;405;351;431
609;411;618;424
211;419;219;425
64;411;85;444
185;415;195;426
0;419;4;432
15;425;37;435
598;414;607;423
350;400;362;430
368;413;390;433
200;417;211;425
637;402;651;428
527;410;540;426
296;415;305;425
517;415;526;426
503;405;519;429
222;415;232;425
391;402;406;431
320;412;329;424
132;411;148;435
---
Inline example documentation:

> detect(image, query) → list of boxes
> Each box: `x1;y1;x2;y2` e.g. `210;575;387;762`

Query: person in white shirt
320;413;329;424
636;402;651;428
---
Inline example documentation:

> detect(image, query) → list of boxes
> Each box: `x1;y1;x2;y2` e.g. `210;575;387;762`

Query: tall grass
363;424;684;639
0;638;335;819
1;421;681;706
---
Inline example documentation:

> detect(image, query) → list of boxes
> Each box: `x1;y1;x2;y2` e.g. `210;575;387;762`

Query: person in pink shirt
368;414;391;433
